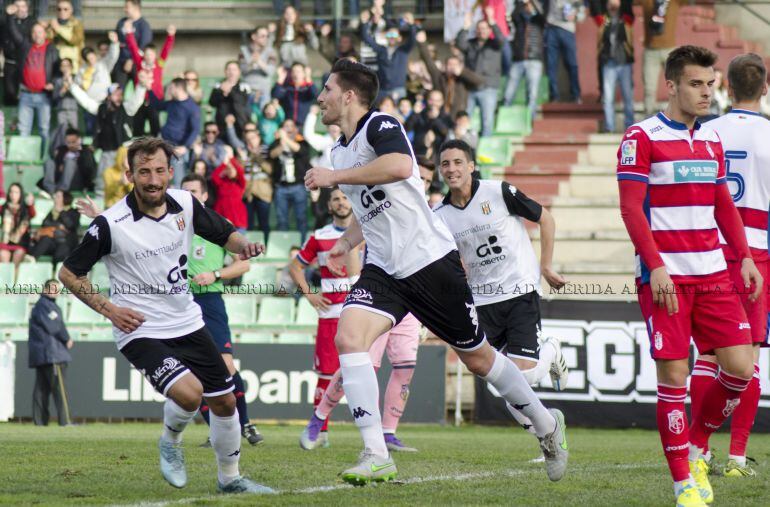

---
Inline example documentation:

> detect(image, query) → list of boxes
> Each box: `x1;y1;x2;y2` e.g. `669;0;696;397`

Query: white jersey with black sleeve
62;189;236;350
330;110;456;278
433;179;542;306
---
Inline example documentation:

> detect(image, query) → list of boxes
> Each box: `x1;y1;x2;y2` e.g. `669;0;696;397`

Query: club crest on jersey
654;331;663;350
722;398;740;417
176;214;186;231
668;409;685;435
620;140;637;165
193;245;205;259
480;201;491;215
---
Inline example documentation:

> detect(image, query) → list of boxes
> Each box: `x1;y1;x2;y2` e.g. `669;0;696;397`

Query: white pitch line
112;462;661;507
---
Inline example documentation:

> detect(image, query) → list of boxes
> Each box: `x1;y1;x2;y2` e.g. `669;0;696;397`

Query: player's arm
58;216;146;333
326;219;365;277
289;236;332;310
221;255;250;279
191;197;264;260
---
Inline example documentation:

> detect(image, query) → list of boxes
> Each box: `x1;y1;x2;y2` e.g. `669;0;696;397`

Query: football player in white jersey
695;54;770;477
433;139;570;435
59;138;271;494
304;58;568;485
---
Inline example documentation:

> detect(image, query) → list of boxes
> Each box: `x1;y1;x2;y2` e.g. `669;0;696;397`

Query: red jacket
126;31;174;99
212;159;247;229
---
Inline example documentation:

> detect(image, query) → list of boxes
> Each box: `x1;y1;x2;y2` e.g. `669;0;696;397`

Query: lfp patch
620;140;637;165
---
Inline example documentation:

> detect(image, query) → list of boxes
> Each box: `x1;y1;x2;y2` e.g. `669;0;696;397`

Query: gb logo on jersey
360;185;386;208
167;254;188;284
620;140;637;165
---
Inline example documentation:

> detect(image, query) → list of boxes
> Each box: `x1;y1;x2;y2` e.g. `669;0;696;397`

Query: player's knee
334;330;365;354
463;353;492;377
721;362;754;381
206;393;236;417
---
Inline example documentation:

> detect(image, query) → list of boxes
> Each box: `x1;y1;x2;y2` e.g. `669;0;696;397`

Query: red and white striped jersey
297;223;354;319
706;109;770;263
617;112;729;284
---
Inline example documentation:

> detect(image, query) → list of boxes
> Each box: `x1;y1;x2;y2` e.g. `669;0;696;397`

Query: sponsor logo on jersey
151;357;183;383
480;201;491;215
668;409;685;434
345;288;373;305
739;322;751;330
87;224;100;239
166;254;189;285
620;140;637;165
378;120;398;131
114;212;131;223
674;161;718;182
665;443;689;451
722;398;741;418
654;331;663;350
361;185;387;208
176;214;186;231
649;125;663;134
625;129;642;138
476;235;503;258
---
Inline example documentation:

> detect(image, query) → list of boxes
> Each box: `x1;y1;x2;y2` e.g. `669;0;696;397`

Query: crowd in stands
0;0;768;278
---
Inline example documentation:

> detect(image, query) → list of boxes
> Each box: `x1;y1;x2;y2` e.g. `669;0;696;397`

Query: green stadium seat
15;262;54;288
90;262;110;293
31;199;53;226
241;264;277;294
263;231;302;261
294;297;318;326
224;295;258;327
67;298;106;326
471;109;482;133
476;137;513;167
257;296;295;326
20;166;43;192
237;331;275;344
244;230;265;246
6;135;43;164
0;263;14;286
277;332;314;344
494;105;531;136
2;164;19;186
0;296;28;324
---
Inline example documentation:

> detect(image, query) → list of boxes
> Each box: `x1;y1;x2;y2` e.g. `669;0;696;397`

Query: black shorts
477;291;541;360
193;293;233;355
343;251;486;350
120;327;234;397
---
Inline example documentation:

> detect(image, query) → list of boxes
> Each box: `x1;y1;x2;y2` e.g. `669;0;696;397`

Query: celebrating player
304;58;568;485
59;138;272;494
617;46;761;506
433;139;570;436
692;53;770;477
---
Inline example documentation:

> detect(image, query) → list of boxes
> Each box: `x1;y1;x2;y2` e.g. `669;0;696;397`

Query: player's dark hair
330;58;379;108
127;137;175;173
727;53;767;103
181;173;208;193
439;139;475;164
417;155;435;171
664;45;717;83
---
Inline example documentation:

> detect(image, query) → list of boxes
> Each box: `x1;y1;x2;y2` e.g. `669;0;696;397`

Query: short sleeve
297;235;319;266
501;182;542;222
616;127;652;183
192;197;236;246
62;215;112;277
366;114;412;157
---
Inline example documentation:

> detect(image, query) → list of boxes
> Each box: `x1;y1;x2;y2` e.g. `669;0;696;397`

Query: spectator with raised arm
46;0;83;72
241;129;273;238
269;118;311;243
2;0;37;106
273;5;319;66
358;0;388;72
504;0;546;122
76;31;120;135
211;153;248;233
412;89;454;157
544;0;585;103
209;61;252;140
255;98;285;146
318;23;359;65
360;10;417;102
240;26;279;110
271;63;318;125
114;0;152;88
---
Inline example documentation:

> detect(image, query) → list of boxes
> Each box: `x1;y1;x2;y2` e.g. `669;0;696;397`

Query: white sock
729;454;747;467
505;403;536;435
210;411;241;485
688;444;704;463
162;399;197;444
339;352;388;458
482;351;555;438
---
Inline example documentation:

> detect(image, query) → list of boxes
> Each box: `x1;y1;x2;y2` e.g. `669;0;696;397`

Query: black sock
199;401;211;426
233;371;250;428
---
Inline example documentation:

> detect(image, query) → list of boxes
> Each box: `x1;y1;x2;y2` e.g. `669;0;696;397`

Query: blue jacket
116;16;152;63
271;81;318;125
150;93;201;148
28;295;71;368
361;22;416;92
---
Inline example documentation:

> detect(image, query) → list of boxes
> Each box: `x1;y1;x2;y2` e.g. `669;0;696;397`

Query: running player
433;139;570;436
692;53;770;477
59;137;271;494
616;46;762;506
304;58;568;485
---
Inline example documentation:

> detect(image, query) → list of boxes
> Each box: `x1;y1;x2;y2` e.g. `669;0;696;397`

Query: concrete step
532;238;634;264
581;143;621;166
559;174;618;198
533;118;600;135
540;103;604;121
549;202;623;232
515;149;579;165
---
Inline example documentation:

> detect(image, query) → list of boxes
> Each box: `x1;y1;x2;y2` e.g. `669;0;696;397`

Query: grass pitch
1;422;769;506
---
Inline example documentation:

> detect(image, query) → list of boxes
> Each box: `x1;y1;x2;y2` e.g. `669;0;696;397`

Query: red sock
314;376;331;432
657;384;690;482
689;359;718;422
730;364;761;458
689;370;750;450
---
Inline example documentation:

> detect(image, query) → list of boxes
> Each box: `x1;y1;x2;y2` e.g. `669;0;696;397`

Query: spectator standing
194;122;229;174
471;0;512;75
444;0;475;44
211;155;248;232
413;89;454;157
29;190;80;263
358;1;388;72
360;10;417;101
271;63;318;125
241;130;273;239
10;19;58;153
710;69;729;117
42;128;96;194
183;70;203;104
114;0;152;88
447;110;479;149
416;30;485;119
46;0;83;72
28;279;73;427
149;77;200;187
269;118;311;242
504;0;546;122
209;61;252;140
101;145;132;208
318;23;359;65
272;5;319;66
456;7;504;137
76;31;120;135
255;99;285;146
2;0;37;106
595;0;634;132
240;26;279;109
544;0;585;103
49;58;79;153
640;0;683;115
0;183;35;267
303;105;341;228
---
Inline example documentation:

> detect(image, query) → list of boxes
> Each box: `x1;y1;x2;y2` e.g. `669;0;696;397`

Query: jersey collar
443;178;480;210
656;112;700;131
339;108;376;147
729;108;763;117
127;190;183;222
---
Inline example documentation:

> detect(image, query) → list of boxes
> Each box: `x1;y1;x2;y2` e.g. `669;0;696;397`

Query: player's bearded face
329;191;352;218
131;150;172;208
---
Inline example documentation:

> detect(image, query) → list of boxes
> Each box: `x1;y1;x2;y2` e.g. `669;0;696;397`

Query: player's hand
167;24;176;36
193;272;215;286
542;266;567;290
75;195;102;218
326;239;350;277
306;291;332;312
649;266;678;315
320;23;332;37
238;242;265;261
106;305;146;333
304;167;336;190
66;339;74;349
741;257;763;303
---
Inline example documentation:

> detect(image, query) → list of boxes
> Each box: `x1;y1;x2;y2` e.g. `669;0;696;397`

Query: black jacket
268;138;311;185
52;146;97;192
8;18;58;88
2;13;36;63
209;81;252;139
94;101;134;151
456;23;504;89
512;2;546;62
28;295;71;368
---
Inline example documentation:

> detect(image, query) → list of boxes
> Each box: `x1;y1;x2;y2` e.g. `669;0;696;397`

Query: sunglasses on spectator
185;77;198;82
386;33;400;39
244;128;257;132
